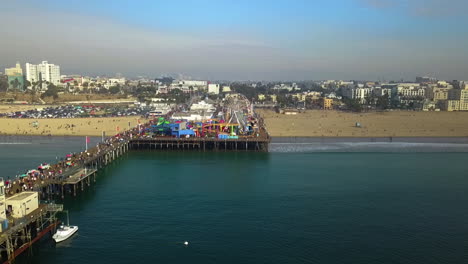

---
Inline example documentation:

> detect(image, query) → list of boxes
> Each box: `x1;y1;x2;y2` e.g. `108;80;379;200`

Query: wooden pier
61;168;97;197
0;204;62;264
129;137;270;152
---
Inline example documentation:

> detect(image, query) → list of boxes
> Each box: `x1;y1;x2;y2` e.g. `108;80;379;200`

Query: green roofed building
5;62;25;91
7;74;25;91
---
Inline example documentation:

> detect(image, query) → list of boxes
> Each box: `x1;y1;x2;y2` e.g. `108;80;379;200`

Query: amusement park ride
147;117;257;138
147;93;260;139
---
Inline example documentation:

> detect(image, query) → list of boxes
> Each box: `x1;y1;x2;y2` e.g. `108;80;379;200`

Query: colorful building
4;62;25;91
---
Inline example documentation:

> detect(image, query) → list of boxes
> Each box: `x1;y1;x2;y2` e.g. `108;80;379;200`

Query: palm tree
30;81;38;103
13;79;20;91
25;80;31;91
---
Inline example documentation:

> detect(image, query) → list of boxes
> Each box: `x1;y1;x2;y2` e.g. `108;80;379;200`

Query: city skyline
1;0;468;81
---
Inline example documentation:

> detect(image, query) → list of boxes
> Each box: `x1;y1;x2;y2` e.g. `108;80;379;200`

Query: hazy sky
1;0;468;81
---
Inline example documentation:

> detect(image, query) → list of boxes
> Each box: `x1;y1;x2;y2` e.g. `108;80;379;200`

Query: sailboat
53;211;78;243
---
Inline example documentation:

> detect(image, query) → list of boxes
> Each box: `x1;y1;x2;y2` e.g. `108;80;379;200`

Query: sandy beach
258;109;468;137
2;109;468;138
0;117;147;136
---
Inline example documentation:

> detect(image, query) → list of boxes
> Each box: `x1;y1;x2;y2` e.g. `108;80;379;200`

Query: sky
1;0;468;81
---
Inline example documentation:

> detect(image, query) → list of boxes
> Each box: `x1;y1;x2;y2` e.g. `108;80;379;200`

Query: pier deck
130;137;270;151
62;169;96;185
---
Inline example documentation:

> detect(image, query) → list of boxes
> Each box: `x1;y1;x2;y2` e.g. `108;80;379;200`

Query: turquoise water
1;137;468;263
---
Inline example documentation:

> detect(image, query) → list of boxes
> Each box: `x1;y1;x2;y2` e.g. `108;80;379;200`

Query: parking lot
0;105;149;118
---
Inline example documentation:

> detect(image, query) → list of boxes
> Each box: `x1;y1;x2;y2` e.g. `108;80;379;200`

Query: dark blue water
1;137;467;263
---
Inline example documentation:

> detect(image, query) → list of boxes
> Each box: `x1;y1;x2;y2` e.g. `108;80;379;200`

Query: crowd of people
6;120;155;196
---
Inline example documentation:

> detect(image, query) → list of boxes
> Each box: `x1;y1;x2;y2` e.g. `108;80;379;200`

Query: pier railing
46;203;64;212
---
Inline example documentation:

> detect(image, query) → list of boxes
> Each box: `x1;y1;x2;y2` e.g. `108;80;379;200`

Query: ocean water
269;142;468;152
0;137;467;263
0;135;101;177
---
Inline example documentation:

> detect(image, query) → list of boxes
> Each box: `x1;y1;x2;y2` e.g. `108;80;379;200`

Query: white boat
52;210;78;243
53;225;78;243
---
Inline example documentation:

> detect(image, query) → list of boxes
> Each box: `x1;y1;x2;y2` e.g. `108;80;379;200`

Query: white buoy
184;241;189;246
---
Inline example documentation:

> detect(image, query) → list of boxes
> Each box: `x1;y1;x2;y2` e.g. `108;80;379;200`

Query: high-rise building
25;63;38;83
25;61;61;88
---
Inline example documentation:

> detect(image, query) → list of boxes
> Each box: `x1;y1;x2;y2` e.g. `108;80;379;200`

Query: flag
86;136;90;143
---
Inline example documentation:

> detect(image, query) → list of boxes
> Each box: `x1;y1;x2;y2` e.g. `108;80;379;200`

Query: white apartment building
459;81;468;89
103;78;126;88
170;80;208;92
396;85;425;98
25;61;61;88
373;87;392;97
161;80;207;93
179;80;207;87
342;85;372;103
272;83;300;92
208;84;220;94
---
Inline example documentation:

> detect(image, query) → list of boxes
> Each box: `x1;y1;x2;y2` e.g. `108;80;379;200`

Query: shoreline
271;136;468;144
258;109;468;138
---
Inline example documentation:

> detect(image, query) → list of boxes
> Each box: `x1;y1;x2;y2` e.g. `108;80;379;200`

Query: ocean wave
270;142;468;153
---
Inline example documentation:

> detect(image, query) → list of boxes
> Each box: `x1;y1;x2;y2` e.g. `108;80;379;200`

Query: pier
129;137;270;152
0;204;63;264
61;168;97;197
0;98;271;262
